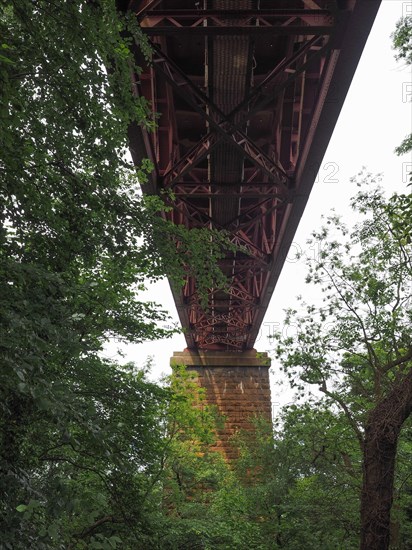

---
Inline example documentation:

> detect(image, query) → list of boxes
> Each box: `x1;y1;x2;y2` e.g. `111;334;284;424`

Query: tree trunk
360;369;412;550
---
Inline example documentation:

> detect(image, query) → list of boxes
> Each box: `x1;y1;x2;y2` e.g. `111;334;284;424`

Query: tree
273;174;412;549
4;360;171;549
153;366;269;550
0;1;230;546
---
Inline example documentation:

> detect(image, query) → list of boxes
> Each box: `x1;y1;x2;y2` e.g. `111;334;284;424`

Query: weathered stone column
170;350;272;461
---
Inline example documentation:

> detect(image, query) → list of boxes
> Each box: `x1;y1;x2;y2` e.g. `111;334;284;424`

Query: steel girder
153;35;326;189
124;0;381;350
138;9;335;35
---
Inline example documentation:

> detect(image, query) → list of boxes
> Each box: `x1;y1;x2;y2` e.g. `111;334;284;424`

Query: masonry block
171;350;272;461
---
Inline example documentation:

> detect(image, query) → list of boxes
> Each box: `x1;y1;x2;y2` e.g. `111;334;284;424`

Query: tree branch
382;347;412;374
320;381;364;450
67;516;123;549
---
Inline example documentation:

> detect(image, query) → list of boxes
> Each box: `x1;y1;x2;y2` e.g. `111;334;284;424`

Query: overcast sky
104;0;412;398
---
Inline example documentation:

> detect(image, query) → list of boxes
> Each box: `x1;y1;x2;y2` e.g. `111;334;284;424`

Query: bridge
121;0;381;458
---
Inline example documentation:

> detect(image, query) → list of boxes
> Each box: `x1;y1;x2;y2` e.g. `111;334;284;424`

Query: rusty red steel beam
161;134;220;188
225;35;326;123
243;5;382;348
194;319;249;331
187;297;259;308
149;38;305;134
149;43;290;189
140;8;333;18
138;9;334;35
140;25;334;37
190;312;256;332
226;201;284;233
122;0;381;350
173;182;284;194
161;132;289;191
167;202;274;260
192;315;249;330
173;191;283;199
190;301;257;315
190;312;257;339
198;335;244;348
154;33;323;123
186;285;258;306
168;197;284;337
189;308;256;331
171;195;280;238
217;257;270;270
223;198;282;226
186;294;256;309
152;36;327;188
194;329;252;341
169;201;211;228
154;36;332;349
168;189;284;253
129;0;162;17
228;233;268;260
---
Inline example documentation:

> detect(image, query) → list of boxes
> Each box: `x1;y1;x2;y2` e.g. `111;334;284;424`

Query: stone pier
170;350;272;461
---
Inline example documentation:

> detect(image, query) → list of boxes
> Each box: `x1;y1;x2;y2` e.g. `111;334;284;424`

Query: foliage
0;0;231;547
1;360;169;549
392;16;412;66
274;172;412;414
153;367;269;550
2;1;412;547
392;16;412;157
0;357;236;549
230;408;361;550
273;173;412;548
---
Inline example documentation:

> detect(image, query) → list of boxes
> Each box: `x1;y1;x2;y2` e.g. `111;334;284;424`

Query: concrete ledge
170;349;271;368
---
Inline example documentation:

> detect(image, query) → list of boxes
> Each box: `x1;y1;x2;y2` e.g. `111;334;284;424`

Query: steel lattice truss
123;0;380;350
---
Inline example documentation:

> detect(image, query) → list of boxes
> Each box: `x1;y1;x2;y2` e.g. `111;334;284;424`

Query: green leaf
16;505;28;513
0;53;14;64
47;523;59;540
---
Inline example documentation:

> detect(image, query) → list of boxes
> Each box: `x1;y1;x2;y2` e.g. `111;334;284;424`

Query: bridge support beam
170;350;272;461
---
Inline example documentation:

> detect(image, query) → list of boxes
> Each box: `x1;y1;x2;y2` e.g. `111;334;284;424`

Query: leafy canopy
0;1;232;547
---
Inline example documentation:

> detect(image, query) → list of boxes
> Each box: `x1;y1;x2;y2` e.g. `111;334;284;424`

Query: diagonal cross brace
150;35;329;190
149;42;291;189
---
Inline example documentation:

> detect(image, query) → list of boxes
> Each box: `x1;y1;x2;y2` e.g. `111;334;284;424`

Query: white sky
104;0;412;406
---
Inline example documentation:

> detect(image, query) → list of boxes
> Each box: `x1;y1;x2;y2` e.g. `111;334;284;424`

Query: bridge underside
125;0;380;352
